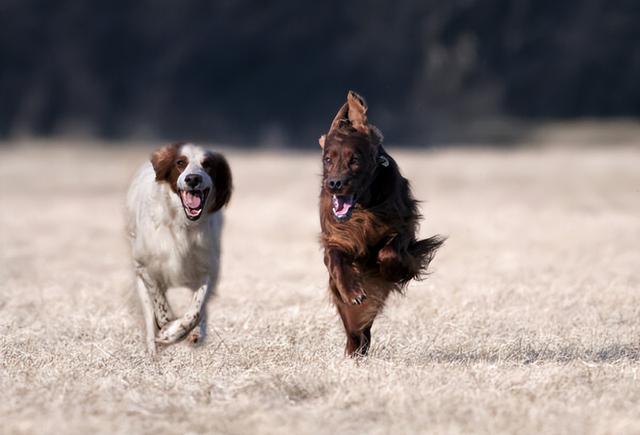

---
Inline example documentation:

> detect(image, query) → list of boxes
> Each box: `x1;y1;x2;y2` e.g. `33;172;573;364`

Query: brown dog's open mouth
332;194;356;221
179;188;210;221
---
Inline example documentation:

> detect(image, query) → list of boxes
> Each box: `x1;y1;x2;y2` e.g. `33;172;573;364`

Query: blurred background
3;3;640;433
1;0;639;147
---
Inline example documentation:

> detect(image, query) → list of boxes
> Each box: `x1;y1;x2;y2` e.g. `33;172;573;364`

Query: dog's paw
186;325;203;345
156;319;189;344
336;266;367;305
350;289;368;305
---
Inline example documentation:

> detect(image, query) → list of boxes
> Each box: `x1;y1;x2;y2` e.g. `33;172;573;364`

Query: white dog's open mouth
179;188;210;221
332;194;356;221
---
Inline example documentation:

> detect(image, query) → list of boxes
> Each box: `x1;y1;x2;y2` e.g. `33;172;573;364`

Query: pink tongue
334;196;353;214
184;192;202;208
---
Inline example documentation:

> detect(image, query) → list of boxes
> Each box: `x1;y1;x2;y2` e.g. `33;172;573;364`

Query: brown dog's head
151;143;232;222
319;91;385;221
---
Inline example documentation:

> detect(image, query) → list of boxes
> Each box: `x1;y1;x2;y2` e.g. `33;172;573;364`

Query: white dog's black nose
185;174;202;188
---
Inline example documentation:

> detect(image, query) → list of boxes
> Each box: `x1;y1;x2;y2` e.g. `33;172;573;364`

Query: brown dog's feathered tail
378;235;446;288
407;235;446;281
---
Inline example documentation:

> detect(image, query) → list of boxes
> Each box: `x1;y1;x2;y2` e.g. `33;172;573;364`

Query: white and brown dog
126;143;232;356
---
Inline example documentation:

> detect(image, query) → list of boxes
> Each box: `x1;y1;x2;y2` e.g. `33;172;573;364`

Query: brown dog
319;91;445;356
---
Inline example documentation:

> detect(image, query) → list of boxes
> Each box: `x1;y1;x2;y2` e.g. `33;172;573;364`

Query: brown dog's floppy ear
204;152;233;213
327;91;370;135
328;102;349;132
150;144;179;181
346;90;369;133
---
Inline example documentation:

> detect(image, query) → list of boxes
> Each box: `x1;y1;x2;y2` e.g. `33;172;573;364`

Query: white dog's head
151;143;232;221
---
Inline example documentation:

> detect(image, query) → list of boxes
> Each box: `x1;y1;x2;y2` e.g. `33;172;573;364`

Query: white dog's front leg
135;275;158;356
186;309;207;345
156;280;210;345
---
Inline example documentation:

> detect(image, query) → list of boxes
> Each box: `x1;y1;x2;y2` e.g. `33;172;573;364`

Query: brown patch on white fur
150;143;188;193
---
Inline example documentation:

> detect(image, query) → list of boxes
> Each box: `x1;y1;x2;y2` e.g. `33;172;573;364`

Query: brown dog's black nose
327;177;346;192
185;174;202;188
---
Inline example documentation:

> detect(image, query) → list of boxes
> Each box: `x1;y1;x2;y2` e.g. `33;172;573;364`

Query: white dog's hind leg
157;280;210;345
135;275;158;356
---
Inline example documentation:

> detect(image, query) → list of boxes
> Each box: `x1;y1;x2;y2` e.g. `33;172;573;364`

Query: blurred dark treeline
1;0;639;146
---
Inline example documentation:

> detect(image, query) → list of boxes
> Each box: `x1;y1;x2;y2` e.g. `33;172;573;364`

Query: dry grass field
1;136;639;434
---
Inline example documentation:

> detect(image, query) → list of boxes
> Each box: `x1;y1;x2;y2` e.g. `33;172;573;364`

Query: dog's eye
176;159;186;168
323;156;331;164
349;157;359;165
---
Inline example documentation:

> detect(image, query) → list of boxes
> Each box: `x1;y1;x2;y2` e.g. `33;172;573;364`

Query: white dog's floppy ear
203;152;233;213
318;135;326;148
150;143;180;181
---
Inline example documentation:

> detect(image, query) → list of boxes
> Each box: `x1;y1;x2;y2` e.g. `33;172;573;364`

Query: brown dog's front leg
325;249;367;305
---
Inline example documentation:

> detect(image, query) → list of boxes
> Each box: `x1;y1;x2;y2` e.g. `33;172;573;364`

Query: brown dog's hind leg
378;235;446;284
346;331;363;356
344;322;373;356
377;240;410;283
334;291;379;357
360;324;372;355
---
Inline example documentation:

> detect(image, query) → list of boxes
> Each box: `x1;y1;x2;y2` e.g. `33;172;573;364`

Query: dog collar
377;154;389;167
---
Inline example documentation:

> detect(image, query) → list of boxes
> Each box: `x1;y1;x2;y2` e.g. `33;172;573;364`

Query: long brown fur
319;91;445;356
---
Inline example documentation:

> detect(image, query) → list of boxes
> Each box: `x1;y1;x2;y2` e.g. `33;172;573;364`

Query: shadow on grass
374;341;640;365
